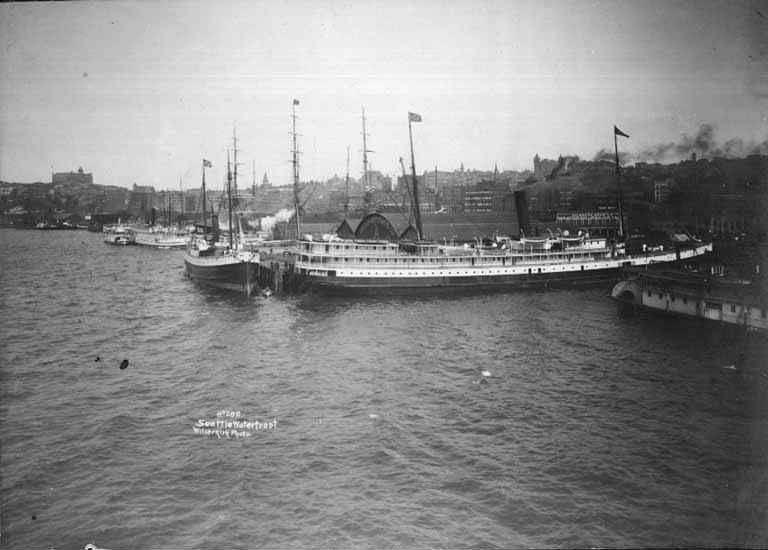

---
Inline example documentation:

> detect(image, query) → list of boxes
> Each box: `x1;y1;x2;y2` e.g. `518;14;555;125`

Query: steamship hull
184;253;260;295
306;268;622;295
297;243;713;296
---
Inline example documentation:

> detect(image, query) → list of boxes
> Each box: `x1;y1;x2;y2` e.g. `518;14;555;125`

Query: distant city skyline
1;0;766;189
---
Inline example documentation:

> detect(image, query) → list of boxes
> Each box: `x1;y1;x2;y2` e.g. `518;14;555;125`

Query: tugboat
183;137;259;296
103;222;136;245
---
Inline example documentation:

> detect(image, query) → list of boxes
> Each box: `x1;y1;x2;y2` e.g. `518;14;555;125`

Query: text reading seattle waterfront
1;1;767;548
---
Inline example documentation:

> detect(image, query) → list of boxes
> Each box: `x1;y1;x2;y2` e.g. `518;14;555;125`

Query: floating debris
481;370;491;377
368;413;379;419
119;359;129;370
94;356;100;362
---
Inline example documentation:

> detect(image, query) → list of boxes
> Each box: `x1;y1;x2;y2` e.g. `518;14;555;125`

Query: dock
250;242;305;294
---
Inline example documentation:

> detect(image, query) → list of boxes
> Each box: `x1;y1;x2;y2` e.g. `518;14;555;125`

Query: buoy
481;370;491;377
119;359;129;370
84;545;113;550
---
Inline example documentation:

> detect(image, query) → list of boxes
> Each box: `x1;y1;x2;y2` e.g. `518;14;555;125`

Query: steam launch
294;120;712;295
184;135;260;295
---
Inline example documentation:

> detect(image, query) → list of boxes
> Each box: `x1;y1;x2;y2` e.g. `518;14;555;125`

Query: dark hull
306;267;623;296
184;256;259;295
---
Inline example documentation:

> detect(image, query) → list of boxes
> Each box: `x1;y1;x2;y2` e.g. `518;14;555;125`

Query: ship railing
297;249;615;268
299;247;611;261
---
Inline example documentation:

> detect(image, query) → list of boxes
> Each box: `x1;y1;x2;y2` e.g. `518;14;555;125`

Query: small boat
103;224;136;246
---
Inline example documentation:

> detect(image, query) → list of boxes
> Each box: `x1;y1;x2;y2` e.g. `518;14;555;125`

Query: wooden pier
251;243;305;294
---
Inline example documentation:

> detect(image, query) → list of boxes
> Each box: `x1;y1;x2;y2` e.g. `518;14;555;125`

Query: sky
1;0;766;190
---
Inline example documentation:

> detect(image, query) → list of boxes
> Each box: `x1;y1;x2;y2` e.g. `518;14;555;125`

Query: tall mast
399;156;414;226
227;150;234;250
344;145;350;218
361;106;371;190
613;125;629;241
232;126;239;199
179;176;184;221
292;99;301;239
201;159;208;230
252;160;256;196
408;112;423;240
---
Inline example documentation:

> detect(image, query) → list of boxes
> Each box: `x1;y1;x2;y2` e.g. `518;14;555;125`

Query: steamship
292;117;712;295
294;233;711;295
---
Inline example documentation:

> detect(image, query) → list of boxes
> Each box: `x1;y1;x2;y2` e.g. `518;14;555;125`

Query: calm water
1;228;767;549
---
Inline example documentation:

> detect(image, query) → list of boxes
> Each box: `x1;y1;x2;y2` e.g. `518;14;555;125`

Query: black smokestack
514;190;530;237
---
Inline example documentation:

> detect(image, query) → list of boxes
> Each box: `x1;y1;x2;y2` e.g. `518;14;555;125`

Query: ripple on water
1;229;767;548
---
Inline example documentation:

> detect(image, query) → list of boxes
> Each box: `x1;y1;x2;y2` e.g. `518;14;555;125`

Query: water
1;228;767;549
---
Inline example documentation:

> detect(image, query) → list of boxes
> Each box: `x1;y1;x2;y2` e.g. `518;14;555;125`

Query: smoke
592;149;630;164
635;123;768;163
259;208;294;236
547;155;580;179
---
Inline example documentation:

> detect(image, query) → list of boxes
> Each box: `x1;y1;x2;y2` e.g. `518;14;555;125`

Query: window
683;297;687;304
647;291;652;297
731;305;736;313
671;296;675;302
762;309;767;319
658;293;663;299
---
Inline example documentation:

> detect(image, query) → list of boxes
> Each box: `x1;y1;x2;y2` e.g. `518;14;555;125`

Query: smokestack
514;190;530;237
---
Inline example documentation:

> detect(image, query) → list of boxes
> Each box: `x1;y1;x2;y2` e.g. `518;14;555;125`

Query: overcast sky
1;0;766;189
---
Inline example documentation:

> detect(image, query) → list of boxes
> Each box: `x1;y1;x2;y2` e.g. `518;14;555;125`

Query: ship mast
179;176;184;223
344;145;350;219
399;156;415;227
614;125;629;241
201;159;209;231
408;112;423;240
361;106;373;190
232;126;239;199
226;150;234;250
292;99;301;239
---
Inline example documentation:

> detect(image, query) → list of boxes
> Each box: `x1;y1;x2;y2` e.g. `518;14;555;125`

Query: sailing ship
134;190;189;248
293;117;712;295
184;133;260;295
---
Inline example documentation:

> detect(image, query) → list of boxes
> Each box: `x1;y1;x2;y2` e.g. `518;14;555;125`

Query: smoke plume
592;149;630;164
259;208;294;236
635;123;768;163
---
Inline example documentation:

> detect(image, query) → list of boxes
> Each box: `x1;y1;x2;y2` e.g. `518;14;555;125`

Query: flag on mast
408;112;422;122
203;159;212;167
614;126;629;138
293;99;300;105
